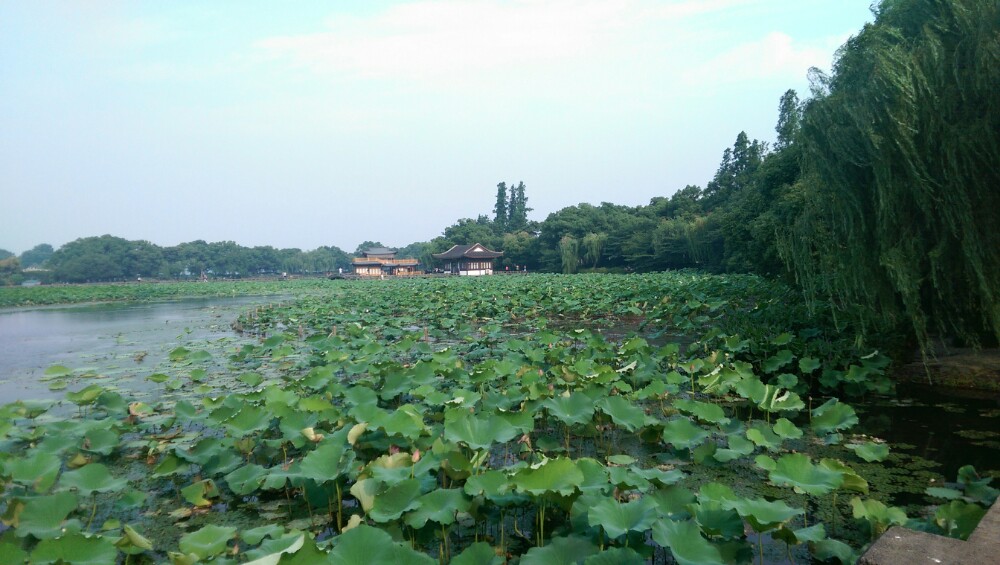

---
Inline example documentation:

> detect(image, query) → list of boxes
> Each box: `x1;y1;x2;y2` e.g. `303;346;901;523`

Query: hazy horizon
1;1;875;255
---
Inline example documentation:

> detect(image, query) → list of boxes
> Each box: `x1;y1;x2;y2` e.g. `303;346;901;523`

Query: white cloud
680;31;839;87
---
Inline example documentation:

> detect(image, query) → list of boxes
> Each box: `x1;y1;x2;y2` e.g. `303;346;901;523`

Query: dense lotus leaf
450;542;504;565
7;451;61;493
403;488;471;528
369;478;422;522
544;393;595;427
0;537;28;565
444;408;518;451
647;484;695;519
689;500;744;539
240;524;285;546
632;466;685;487
586;496;656;539
224;463;268;495
583;547;646;565
513;457;585;496
728;497;804;532
327;524;435;564
519;535;598;565
178;524;236;559
241;533;305;565
957;465;999;504
596;396;651;432
810;399;858;435
770;454;844;496
662;417;710;451
651;519;726;565
349;478;380;513
57;463;127;495
673;398;729;425
30;532;119;565
607;466;651;492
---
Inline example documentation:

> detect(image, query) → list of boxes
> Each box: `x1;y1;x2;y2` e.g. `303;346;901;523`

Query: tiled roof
431;243;503;260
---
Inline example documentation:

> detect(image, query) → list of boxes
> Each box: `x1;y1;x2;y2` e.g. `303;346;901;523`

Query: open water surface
0;296;278;404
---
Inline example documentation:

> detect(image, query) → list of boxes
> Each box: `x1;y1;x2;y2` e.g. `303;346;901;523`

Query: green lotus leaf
632;466;685;487
328;524;435;564
647;484;695;519
403;488;471;528
44;365;73;378
224;463;267;495
349;478;380;513
586;496;656;539
662;417;710;451
225;404;273;436
820;459;868;494
169;347;190;361
673;399;729;425
847;442;889;462
850;497;907;538
596;396;651;432
118;524;154;552
762;349;794;373
651;519;725;565
513;457;585;496
372;404;427;440
58;464;127;495
746;422;783;452
299;438;353;483
956;465;999;504
770;453;844;496
757;385;804;413
181;479;219;507
714;434;754;463
925;487;963;500
30;532;118;565
933;500;986;539
519;535;598;565
81;428;119;456
582;546;645;565
689;499;744;539
450;541;503;565
798;357;821;374
7;491;80;539
178;524;236;559
152;454;190;478
772;418;803;439
810;399;858;435
369;478;422;522
773;523;826;546
734;376;766;403
544;393;595;427
810;538;855;564
147;373;170;383
240;524;285;546
0;538;28;565
728;497;804;532
7;451;61;493
444;408;517;451
463;470;512;500
66;385;105;406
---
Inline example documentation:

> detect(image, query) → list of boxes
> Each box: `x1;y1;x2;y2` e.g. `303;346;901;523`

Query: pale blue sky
0;1;874;253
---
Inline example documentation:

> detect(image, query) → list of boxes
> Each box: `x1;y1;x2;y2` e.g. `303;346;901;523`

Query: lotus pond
0;273;996;564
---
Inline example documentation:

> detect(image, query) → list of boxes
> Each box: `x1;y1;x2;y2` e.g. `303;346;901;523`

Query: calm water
0;296;275;404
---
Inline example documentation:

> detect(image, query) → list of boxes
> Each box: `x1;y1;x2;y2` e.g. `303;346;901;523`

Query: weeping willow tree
782;0;1000;353
559;235;580;274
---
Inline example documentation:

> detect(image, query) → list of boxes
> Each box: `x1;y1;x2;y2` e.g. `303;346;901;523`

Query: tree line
4;0;995;350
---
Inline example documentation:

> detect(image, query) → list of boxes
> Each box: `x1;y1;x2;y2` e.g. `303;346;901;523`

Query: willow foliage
782;0;1000;351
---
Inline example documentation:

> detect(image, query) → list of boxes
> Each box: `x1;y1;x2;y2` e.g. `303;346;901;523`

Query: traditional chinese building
432;243;503;276
352;247;419;277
